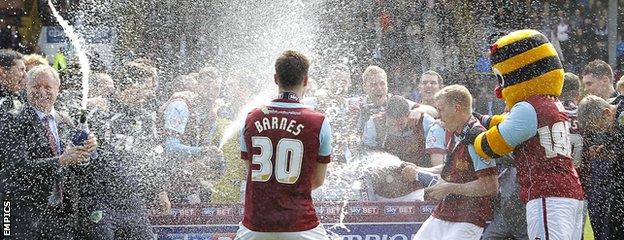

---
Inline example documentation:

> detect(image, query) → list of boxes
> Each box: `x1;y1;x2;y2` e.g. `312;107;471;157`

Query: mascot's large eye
493;68;505;88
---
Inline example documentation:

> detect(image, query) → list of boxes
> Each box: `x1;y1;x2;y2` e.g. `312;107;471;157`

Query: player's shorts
234;222;329;240
526;197;584;240
413;216;483;240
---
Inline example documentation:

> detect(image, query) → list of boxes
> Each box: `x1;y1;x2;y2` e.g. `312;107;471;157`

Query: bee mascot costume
466;29;585;239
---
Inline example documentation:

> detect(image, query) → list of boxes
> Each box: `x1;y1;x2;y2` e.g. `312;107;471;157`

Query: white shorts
234;222;329;240
526;197;584;240
413;216;483;240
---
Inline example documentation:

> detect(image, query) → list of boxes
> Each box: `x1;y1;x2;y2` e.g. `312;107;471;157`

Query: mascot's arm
473;112;508;129
474;102;538;160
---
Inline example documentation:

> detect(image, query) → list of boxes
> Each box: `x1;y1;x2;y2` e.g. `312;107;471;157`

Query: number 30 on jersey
251;137;304;184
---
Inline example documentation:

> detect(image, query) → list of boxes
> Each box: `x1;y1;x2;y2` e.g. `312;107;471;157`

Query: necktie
41;115;64;205
41;115;59;156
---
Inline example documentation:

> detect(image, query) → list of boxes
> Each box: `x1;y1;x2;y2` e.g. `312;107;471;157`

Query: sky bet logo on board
202;207;217;216
349;206;363;215
385;206;398;215
419;205;435;214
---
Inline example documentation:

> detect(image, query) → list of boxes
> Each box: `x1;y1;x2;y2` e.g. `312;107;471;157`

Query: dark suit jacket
0;105;70;214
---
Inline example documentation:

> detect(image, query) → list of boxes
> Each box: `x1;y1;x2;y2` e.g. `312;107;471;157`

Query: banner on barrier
151;201;436;239
154;223;423;240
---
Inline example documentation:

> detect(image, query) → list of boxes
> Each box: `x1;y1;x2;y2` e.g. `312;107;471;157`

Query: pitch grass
584;211;595;240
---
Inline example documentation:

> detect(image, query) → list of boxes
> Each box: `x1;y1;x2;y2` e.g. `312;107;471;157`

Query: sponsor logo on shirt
455;158;470;171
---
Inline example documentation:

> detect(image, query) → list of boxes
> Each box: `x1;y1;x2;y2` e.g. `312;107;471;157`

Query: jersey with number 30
239;98;332;232
499;95;584;202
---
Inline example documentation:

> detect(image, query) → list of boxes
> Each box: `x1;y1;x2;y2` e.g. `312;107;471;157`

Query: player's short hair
577;95;612;130
434;84;473;110
617;75;624;90
421;70;443;85
561;72;581;100
0;49;23;70
386;95;410;119
362;65;387;83
274;50;310;88
582;59;614;82
23;54;48;67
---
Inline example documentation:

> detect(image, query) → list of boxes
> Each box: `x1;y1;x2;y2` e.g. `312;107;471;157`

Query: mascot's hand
472;111;484;120
461;126;484;145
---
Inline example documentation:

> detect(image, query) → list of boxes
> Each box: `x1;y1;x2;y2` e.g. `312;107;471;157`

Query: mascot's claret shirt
473;29;584;203
240;94;332;232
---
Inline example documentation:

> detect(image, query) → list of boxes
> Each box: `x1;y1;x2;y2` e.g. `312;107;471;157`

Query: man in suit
0;65;96;239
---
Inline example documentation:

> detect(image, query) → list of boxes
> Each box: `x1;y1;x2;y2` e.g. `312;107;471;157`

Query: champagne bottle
71;109;97;164
415;170;439;187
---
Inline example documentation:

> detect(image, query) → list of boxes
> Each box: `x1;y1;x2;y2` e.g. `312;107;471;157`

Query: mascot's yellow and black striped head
490;29;565;109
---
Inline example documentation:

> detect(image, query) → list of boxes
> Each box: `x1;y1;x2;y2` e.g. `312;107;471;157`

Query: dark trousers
74;203;154;240
482;167;529;240
10;206;75;240
586;159;618;240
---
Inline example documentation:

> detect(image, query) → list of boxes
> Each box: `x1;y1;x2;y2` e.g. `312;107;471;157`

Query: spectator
160;69;226;204
0;49;26;125
561;73;583;167
0;65;96;239
582;59;618;100
556;12;571;58
23;54;49;72
474;83;505;116
70;60;162;239
592;40;609;62
0;25;21;50
593;18;608;42
577;95;624;238
350;65;415;134
580;60;620;239
569;8;584;30
475;50;491;74
568;42;589;73
363;95;447;202
411;70;443;106
86;72;115;111
363;95;445;167
315;64;359;162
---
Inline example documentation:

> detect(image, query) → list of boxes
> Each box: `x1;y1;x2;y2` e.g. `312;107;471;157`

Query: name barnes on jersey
254;108;305;136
